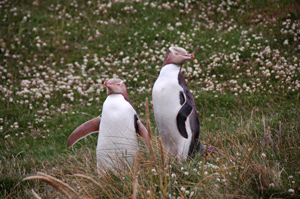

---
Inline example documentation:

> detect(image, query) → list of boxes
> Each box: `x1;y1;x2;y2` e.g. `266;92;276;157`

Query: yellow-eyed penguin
67;78;149;172
152;46;202;161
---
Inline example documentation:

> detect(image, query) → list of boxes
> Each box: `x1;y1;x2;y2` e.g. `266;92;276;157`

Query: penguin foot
202;145;217;156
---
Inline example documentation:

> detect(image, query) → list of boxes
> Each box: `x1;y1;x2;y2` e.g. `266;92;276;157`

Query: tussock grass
21;101;299;198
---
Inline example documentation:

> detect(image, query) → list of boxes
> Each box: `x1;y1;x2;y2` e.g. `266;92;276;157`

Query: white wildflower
175;22;182;27
288;189;294;194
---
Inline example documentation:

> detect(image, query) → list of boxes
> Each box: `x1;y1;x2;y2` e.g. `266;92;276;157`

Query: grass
1;0;300;198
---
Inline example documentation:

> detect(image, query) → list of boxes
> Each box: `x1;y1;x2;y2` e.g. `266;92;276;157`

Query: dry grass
21;104;299;198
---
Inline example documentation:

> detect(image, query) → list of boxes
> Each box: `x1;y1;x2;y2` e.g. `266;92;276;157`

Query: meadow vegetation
1;0;300;198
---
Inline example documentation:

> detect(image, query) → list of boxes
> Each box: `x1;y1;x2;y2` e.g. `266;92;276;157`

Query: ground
0;0;300;198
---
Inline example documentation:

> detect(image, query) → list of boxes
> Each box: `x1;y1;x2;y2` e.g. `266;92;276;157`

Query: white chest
98;94;137;142
152;64;192;160
96;94;138;170
152;64;183;117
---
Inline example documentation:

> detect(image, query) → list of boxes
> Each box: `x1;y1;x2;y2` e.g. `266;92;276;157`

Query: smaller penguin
67;78;149;172
152;46;203;161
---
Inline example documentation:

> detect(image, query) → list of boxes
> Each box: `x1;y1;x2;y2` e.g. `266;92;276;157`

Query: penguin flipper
67;116;101;148
176;92;193;139
134;115;149;146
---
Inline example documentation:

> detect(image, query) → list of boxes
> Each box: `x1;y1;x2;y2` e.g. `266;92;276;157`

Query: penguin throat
160;64;181;77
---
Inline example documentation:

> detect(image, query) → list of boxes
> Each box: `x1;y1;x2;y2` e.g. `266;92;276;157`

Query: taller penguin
152;46;202;161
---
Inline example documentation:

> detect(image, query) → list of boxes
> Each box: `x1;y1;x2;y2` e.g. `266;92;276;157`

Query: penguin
67;78;149;172
152;46;202;161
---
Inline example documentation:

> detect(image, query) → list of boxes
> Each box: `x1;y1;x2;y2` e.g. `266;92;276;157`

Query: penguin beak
104;81;115;87
182;54;194;59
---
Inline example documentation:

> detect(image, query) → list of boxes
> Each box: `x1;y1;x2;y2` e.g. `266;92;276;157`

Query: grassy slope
0;0;300;198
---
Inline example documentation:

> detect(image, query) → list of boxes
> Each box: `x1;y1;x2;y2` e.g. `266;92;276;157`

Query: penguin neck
160;64;182;77
107;93;133;107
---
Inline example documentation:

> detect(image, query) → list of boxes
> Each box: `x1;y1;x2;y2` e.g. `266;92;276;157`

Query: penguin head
104;78;128;96
163;46;194;66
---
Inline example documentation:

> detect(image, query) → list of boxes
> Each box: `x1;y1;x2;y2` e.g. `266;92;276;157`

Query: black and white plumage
67;78;149;171
152;46;202;161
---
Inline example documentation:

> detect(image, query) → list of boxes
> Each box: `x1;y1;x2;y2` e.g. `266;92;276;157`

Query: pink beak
182;54;194;59
104;81;114;87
